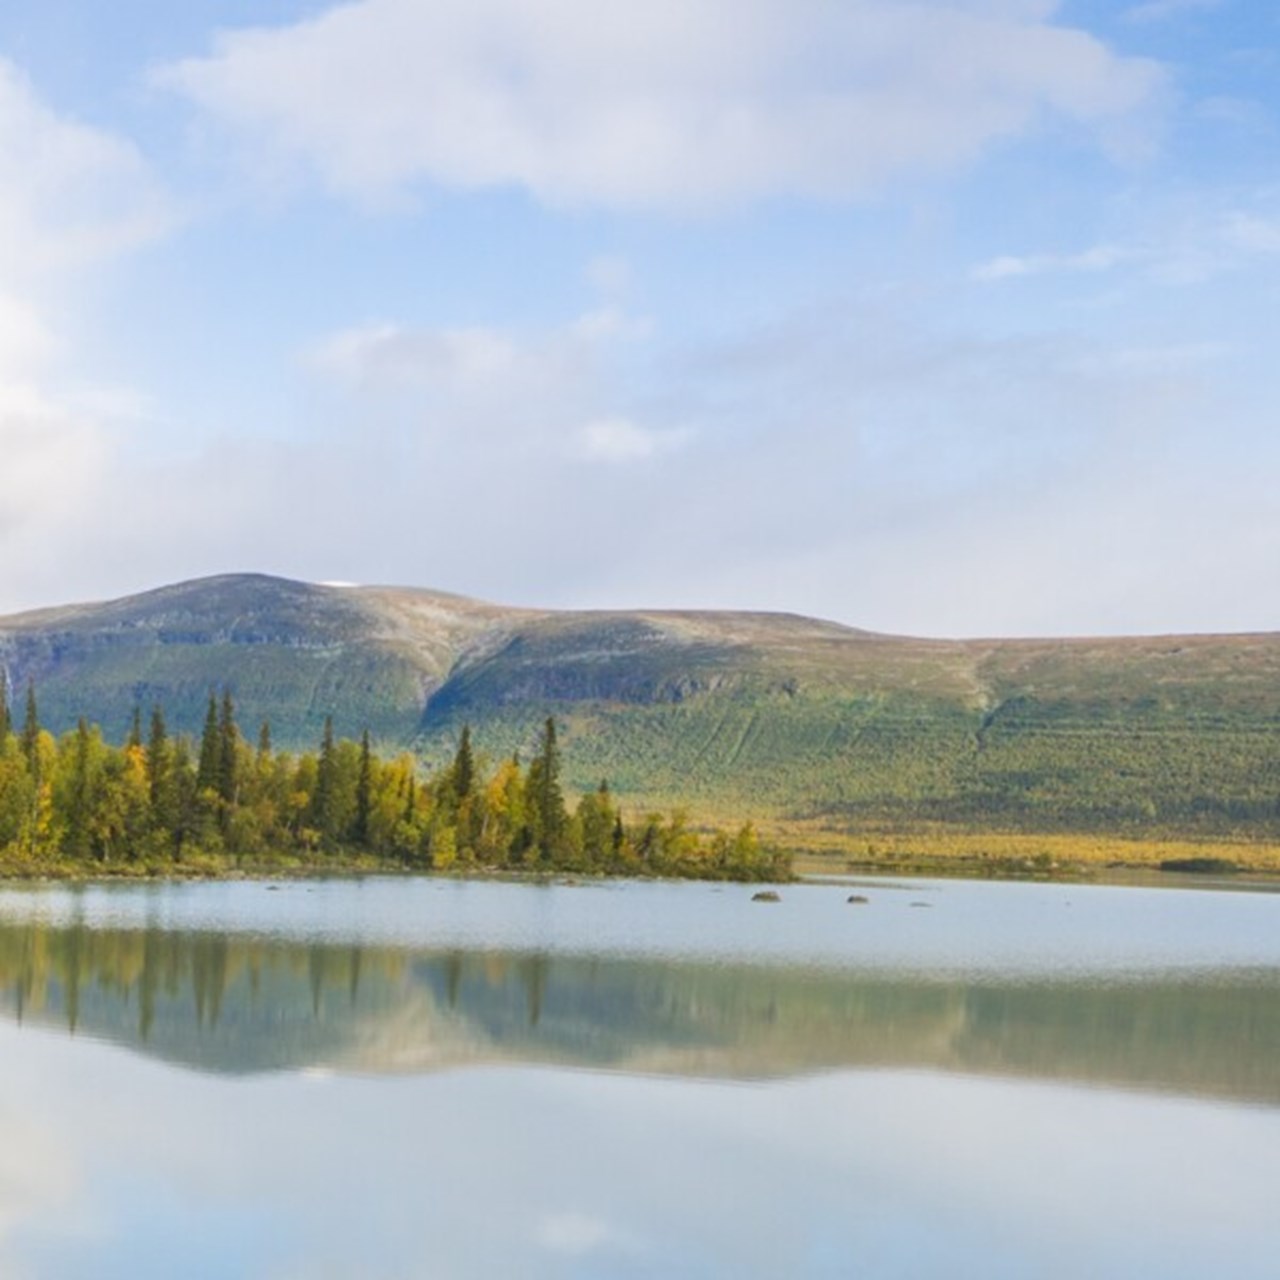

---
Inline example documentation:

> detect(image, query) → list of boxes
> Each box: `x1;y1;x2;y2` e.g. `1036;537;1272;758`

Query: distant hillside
3;574;1280;845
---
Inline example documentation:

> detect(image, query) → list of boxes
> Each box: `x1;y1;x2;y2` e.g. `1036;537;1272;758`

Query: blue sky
0;0;1277;635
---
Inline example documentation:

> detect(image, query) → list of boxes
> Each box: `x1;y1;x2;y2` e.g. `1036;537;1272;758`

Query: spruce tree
0;675;10;746
171;738;196;857
127;706;143;752
217;689;238;807
147;706;167;793
196;692;220;794
20;683;40;775
65;718;94;862
148;706;177;836
451;725;475;800
527;716;567;863
314;715;337;843
353;729;373;847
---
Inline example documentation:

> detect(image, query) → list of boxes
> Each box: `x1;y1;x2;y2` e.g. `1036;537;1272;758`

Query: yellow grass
765;821;1280;876
610;790;1280;876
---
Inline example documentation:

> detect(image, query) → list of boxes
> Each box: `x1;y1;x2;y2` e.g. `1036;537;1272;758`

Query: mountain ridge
3;573;1280;847
7;570;1272;644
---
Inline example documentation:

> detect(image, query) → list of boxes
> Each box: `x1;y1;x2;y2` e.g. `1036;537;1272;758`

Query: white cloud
570;307;652;344
310;323;528;392
972;198;1280;288
1123;0;1224;24
1063;341;1227;376
0;292;54;378
972;244;1129;282
305;309;655;459
0;385;107;540
0;60;171;281
4;281;1277;636
156;0;1163;211
309;302;655;408
534;1211;623;1256
0;1102;77;1257
577;416;686;463
586;255;632;298
1195;96;1272;132
1222;212;1280;255
0;58;171;606
0;297;689;609
0;46;1268;641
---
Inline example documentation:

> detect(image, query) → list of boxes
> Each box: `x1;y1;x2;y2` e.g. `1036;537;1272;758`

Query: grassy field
781;826;1280;879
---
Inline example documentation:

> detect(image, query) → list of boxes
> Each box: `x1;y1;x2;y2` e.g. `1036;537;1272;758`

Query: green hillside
3;574;1280;853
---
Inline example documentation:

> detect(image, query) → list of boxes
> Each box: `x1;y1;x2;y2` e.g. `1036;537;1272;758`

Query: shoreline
2;857;1278;894
0;857;796;888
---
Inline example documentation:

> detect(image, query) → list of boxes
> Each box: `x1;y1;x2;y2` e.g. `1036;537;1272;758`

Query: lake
0;874;1278;1277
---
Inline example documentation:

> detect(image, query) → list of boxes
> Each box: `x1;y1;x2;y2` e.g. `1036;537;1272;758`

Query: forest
0;683;788;882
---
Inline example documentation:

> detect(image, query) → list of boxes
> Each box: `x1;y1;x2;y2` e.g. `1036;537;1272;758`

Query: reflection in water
2;883;1280;1280
2;919;1278;1102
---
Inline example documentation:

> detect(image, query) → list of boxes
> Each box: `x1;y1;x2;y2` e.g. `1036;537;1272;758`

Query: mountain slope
0;574;501;744
3;574;1279;842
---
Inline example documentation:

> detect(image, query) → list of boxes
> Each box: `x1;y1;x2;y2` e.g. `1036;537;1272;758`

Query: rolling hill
2;574;1279;849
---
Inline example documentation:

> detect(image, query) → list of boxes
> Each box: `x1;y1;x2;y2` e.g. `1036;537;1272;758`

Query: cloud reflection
1;1027;1278;1279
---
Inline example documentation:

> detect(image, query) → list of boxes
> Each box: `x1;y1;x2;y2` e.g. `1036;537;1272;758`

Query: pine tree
451;725;475;800
171;738;196;857
20;683;40;769
217;689;238;807
147;706;177;837
527;716;567;864
18;686;41;783
65;718;94;862
257;720;272;761
0;675;10;746
147;706;167;795
353;729;372;847
127;706;143;752
314;715;337;844
196;692;220;794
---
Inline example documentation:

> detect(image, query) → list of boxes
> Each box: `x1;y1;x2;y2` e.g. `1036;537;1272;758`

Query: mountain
2;573;1280;844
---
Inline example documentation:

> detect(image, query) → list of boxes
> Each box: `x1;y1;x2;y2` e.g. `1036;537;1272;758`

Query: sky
0;0;1277;637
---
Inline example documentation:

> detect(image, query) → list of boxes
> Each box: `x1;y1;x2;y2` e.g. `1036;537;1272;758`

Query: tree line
0;683;787;880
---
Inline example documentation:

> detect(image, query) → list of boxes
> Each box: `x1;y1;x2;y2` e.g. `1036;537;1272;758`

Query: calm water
0;876;1278;1278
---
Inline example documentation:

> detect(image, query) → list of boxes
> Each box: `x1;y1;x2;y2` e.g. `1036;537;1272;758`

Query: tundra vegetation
0;684;785;882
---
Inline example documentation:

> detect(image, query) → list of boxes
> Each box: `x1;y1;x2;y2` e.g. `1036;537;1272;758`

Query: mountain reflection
0;919;1278;1102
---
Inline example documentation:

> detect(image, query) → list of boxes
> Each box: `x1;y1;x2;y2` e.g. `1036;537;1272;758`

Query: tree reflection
0;918;1278;1102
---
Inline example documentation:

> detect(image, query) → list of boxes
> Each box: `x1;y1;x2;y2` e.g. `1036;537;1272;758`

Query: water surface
0;875;1277;1277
